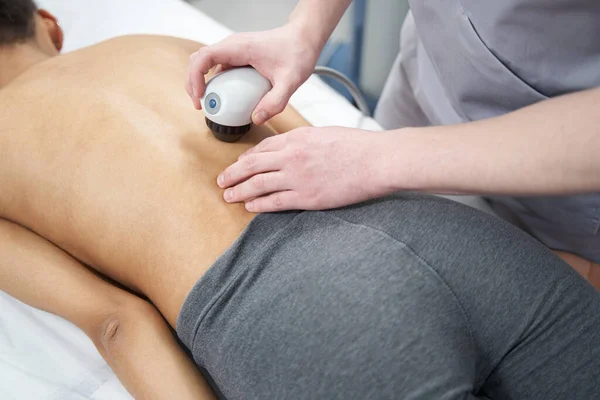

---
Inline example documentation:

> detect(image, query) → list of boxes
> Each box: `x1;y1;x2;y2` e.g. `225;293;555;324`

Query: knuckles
283;142;309;165
242;155;256;171
271;194;283;209
292;148;306;163
251;174;264;189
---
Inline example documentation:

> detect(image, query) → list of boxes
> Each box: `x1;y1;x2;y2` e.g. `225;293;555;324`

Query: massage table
0;0;382;398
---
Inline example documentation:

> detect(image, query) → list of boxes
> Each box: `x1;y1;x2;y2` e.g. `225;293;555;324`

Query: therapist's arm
217;87;600;212
288;0;353;50
0;219;215;400
387;87;600;195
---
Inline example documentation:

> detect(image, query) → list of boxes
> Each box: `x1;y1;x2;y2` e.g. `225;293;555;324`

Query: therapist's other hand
186;24;319;125
217;127;387;212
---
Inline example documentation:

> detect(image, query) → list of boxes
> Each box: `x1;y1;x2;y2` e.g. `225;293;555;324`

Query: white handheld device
202;67;272;142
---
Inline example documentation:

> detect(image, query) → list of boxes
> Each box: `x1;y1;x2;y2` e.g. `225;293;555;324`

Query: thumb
252;84;294;125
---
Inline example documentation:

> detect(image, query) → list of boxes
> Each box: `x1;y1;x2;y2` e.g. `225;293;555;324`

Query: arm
288;0;353;51
215;87;600;211
384;87;600;195
0;219;215;400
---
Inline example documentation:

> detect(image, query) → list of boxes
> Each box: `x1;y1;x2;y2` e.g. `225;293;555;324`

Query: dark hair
0;0;38;45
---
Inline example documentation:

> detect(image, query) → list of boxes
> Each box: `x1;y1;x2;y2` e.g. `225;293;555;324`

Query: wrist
366;130;406;197
288;0;351;56
287;17;327;60
373;128;435;194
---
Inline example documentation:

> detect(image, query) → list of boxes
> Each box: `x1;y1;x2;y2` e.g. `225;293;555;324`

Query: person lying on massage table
1;2;599;399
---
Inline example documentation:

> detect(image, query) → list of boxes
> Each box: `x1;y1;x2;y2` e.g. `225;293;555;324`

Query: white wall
360;0;410;98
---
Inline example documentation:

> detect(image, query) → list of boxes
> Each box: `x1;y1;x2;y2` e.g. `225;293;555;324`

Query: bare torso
0;35;306;325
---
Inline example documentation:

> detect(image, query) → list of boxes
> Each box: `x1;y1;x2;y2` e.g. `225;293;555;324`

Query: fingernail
245;201;254;211
193;86;199;98
253;111;268;125
224;189;233;202
217;174;225;187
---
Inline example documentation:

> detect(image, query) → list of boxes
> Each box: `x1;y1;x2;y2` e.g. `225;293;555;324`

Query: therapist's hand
217;127;389;212
186;23;319;125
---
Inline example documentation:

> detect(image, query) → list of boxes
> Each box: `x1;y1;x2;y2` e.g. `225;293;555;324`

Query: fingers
188;44;247;101
223;171;288;204
186;57;232;110
188;53;208;102
244;191;300;213
185;58;194;98
218;149;284;188
185;73;202;110
252;83;295;125
185;53;202;109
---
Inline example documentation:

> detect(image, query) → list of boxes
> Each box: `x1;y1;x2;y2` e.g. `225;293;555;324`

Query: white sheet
0;1;382;399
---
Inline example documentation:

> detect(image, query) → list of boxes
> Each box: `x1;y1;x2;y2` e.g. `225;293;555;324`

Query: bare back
0;35;307;324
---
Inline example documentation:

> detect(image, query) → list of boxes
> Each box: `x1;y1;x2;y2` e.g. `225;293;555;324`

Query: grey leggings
177;194;600;399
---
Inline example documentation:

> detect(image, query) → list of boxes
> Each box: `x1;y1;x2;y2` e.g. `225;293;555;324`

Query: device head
202;67;272;142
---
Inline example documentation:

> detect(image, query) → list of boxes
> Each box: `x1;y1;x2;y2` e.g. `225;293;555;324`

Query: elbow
98;313;124;354
90;299;160;357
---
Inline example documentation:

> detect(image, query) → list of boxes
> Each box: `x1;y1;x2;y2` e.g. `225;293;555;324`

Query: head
0;0;63;55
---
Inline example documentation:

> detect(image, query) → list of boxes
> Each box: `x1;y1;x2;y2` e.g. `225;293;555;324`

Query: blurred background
188;0;411;113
